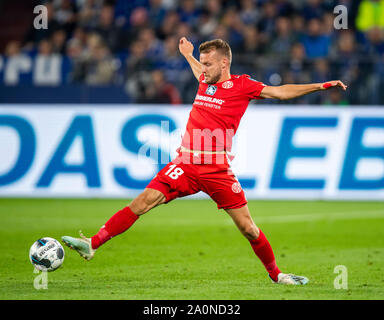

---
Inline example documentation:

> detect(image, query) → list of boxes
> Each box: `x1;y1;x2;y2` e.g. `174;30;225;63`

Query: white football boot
272;273;309;285
61;231;96;261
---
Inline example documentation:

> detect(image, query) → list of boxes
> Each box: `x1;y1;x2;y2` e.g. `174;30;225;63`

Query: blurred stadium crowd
2;0;384;105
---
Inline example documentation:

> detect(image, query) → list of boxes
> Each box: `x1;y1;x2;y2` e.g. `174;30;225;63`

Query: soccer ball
29;237;65;272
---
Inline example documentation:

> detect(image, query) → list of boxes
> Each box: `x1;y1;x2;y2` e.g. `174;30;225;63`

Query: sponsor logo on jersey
195;94;224;105
222;81;233;89
231;182;242;193
205;85;217;95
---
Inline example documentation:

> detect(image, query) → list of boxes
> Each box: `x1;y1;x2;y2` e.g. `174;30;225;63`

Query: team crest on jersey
222;81;233;89
231;182;242;193
205;85;217;95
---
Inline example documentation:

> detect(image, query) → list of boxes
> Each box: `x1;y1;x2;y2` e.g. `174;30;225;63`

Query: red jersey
181;74;266;153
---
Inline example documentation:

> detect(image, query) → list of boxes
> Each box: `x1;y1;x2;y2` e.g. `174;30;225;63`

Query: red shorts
146;152;247;210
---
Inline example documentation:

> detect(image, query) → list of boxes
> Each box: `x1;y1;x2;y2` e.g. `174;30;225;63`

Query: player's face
200;50;224;84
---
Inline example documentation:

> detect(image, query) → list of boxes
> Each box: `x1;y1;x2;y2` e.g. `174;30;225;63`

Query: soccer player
62;38;347;285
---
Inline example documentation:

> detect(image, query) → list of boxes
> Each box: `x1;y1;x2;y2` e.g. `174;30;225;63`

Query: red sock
249;230;281;282
91;206;139;249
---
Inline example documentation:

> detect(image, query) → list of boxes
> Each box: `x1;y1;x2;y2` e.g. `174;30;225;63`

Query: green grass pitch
0;198;383;300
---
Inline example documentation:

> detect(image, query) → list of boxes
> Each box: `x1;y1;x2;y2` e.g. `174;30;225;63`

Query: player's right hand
179;37;194;57
321;80;348;91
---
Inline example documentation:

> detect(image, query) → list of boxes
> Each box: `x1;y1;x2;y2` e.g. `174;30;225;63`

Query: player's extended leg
62;188;165;260
226;205;308;285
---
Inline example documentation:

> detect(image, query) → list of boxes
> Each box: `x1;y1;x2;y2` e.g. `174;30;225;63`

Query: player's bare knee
242;224;260;240
130;189;165;215
130;195;152;215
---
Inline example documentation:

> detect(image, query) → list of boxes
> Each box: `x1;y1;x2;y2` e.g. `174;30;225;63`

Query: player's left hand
321;80;348;91
179;37;194;57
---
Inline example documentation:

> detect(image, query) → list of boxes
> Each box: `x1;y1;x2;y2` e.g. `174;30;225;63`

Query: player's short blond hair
199;39;232;65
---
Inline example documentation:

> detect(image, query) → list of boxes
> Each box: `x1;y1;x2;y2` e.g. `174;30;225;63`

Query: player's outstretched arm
260;81;348;100
179;37;202;81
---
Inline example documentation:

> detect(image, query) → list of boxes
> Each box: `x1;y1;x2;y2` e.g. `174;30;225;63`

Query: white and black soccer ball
29;237;65;272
